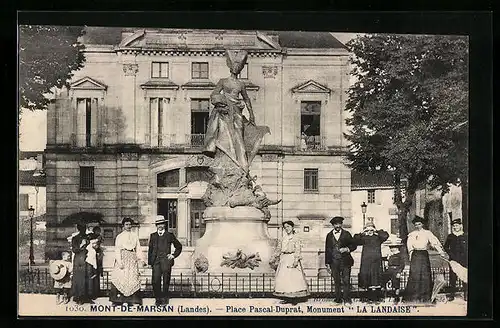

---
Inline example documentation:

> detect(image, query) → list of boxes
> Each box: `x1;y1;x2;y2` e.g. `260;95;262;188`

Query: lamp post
28;205;35;269
361;202;368;227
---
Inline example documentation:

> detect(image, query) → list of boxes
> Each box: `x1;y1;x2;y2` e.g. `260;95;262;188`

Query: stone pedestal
192;206;276;274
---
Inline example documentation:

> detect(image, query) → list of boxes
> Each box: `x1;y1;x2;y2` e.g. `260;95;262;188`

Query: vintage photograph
18;24;469;317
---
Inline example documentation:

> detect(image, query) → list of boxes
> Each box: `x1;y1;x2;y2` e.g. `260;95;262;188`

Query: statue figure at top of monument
202;50;281;218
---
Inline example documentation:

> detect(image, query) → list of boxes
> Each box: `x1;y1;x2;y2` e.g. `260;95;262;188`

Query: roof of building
80;27;347;50
276;31;347;49
351;171;394;190
19;170;46;186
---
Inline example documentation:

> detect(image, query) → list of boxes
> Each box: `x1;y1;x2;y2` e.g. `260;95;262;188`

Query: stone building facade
45;27;351;275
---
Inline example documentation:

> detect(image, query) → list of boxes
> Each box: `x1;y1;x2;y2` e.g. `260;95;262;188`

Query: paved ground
18;293;467;317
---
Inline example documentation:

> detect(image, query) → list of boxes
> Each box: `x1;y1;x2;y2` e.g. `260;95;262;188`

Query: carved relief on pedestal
220;249;262;270
123;64;139;76
262;66;279;79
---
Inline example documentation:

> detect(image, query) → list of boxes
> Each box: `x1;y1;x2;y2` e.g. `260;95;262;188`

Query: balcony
188;134;206;148
296;135;326;151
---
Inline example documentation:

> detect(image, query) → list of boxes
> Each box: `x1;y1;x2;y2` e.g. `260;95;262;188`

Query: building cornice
45;144;350;157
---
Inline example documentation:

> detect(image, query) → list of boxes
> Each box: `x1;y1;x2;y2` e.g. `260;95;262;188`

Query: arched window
157;169;180;187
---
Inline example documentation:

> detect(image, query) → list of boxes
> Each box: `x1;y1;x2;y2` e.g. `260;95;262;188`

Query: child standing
50;251;73;305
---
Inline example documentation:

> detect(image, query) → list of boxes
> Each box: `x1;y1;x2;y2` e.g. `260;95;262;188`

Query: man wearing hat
444;218;468;301
324;216;358;303
148;215;183;305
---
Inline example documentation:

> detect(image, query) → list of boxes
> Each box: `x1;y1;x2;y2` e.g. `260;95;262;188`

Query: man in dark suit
444;218;468;301
148;215;183;305
325;216;357;304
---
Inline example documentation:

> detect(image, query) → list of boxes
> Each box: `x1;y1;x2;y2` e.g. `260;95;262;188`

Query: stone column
122;63;139;144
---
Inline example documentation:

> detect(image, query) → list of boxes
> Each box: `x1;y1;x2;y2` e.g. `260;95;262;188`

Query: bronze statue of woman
202;50;280;216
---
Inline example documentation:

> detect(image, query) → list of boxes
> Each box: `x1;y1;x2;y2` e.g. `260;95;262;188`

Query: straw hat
154;215;167;225
49;260;68;280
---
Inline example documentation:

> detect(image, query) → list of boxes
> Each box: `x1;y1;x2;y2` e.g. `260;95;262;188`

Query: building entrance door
189;199;206;246
157;199;178;235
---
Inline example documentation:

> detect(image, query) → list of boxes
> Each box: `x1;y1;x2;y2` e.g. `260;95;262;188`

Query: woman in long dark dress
353;222;389;303
403;216;448;303
71;223;97;304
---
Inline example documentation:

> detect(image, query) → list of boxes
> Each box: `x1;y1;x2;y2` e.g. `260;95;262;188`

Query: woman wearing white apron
273;221;310;304
109;218;146;305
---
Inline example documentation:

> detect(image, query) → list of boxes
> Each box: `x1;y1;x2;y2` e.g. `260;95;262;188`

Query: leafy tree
344;34;468;253
19;25;86;113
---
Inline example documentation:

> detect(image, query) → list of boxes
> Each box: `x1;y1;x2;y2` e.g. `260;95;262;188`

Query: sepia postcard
18;22;470;317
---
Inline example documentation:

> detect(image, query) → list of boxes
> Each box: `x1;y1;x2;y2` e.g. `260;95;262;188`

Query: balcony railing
297;135;326;151
188;134;206;147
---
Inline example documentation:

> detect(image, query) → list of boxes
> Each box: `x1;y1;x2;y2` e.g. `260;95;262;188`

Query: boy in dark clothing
382;243;405;303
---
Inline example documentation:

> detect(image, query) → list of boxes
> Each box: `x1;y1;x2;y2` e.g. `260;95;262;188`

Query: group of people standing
272;215;468;305
51;216;183;306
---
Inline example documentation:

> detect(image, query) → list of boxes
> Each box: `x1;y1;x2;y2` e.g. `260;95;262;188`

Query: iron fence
19;267;464;298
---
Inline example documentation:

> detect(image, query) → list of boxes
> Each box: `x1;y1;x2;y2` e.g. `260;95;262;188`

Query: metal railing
188;134;206;147
297;135;325;151
18;267;464;298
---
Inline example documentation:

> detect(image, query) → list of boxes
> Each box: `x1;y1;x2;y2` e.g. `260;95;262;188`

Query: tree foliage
344;34;468;244
19;25;86;112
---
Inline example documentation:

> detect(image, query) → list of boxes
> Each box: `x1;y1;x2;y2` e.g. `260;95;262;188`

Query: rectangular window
149;98;168;146
77;98;94;147
79;166;95;192
237;63;248;79
304;168;319;192
192;62;209;79
19;194;29;211
151;62;169;78
300;101;321;150
157;169;180;188
190;99;210;146
368;189;376;203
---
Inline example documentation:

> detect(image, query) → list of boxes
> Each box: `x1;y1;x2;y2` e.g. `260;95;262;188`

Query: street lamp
361;202;368;227
28;205;35;269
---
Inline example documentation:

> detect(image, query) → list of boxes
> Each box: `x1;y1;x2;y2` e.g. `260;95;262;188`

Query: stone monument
192;50;281;275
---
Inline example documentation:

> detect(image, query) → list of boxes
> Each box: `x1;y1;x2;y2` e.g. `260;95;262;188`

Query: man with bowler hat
325;216;357;303
148;215;183;305
444;218;468;301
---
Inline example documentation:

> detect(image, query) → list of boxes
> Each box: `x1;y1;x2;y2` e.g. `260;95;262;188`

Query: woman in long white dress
109;218;146;305
273;221;310;304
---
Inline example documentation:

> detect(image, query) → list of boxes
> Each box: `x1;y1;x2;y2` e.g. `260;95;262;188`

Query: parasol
60;211;105;226
430;256;468;302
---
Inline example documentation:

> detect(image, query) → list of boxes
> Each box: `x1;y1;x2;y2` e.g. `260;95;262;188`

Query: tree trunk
393;173;418;264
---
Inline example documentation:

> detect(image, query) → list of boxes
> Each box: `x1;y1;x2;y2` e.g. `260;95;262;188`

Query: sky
18;32;360;151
